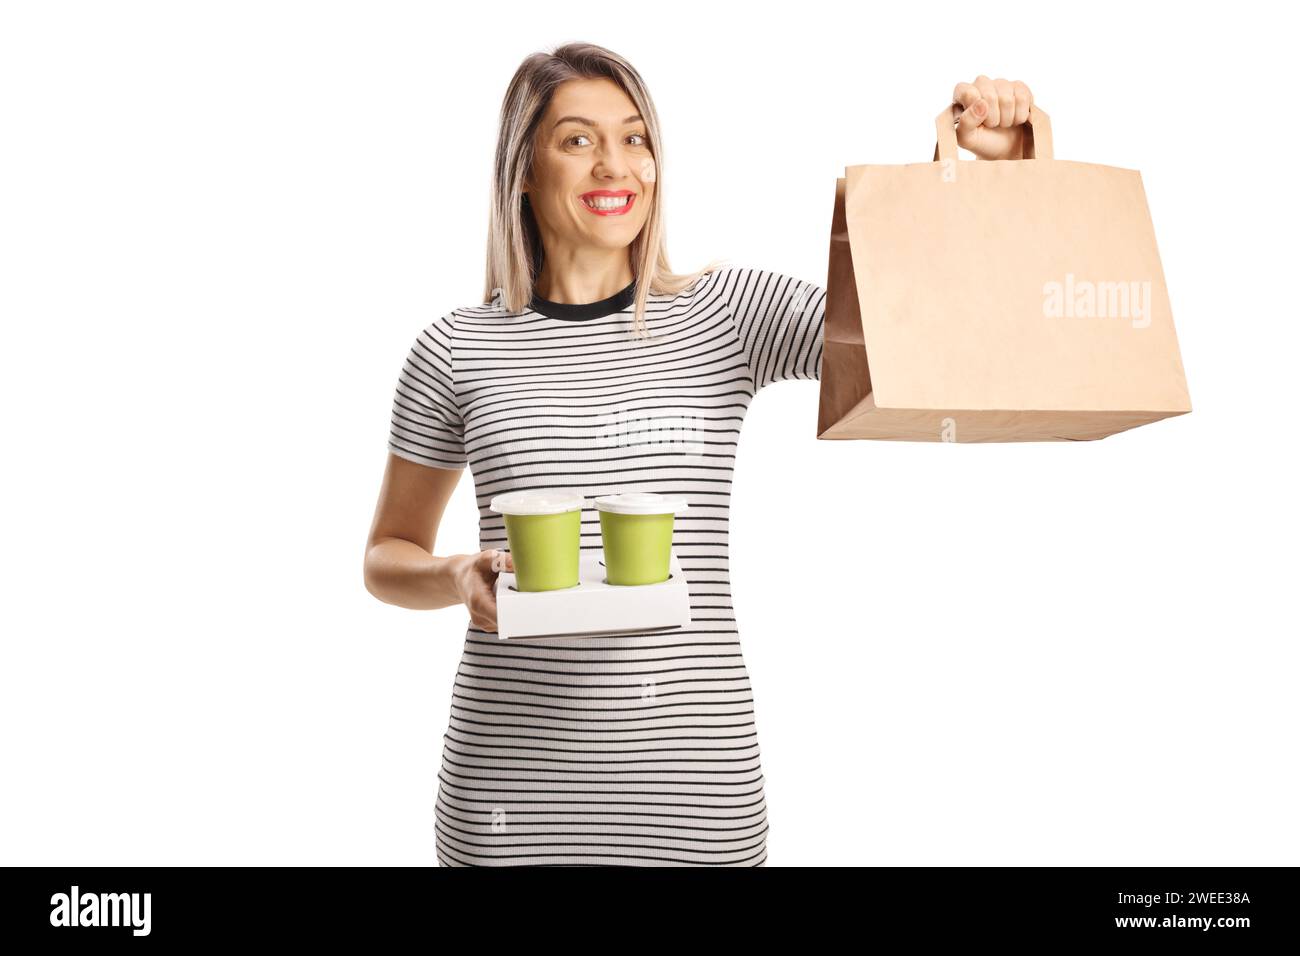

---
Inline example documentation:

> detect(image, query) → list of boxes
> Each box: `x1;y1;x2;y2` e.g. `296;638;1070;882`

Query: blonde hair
483;41;726;339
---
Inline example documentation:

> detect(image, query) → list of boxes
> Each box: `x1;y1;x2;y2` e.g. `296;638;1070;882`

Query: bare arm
363;452;512;629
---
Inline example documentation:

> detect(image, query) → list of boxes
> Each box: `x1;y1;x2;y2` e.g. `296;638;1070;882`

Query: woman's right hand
451;549;515;632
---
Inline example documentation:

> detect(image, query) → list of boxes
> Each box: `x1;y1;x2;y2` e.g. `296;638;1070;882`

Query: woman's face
525;77;655;255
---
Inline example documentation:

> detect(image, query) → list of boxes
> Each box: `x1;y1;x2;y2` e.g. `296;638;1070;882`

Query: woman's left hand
951;76;1035;160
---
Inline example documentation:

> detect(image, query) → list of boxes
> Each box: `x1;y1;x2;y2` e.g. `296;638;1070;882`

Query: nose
591;141;632;180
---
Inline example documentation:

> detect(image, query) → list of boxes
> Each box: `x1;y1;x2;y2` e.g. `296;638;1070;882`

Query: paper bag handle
933;103;1053;162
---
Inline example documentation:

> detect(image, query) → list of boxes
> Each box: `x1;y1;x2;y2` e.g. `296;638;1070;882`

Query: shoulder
406;311;457;350
409;290;508;343
664;266;773;321
692;264;802;306
439;287;523;329
696;264;794;297
659;265;747;306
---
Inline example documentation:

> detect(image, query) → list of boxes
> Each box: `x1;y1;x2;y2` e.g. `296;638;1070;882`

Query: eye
564;133;592;147
627;132;648;147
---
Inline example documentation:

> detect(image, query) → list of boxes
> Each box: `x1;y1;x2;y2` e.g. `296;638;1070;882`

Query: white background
2;1;1295;866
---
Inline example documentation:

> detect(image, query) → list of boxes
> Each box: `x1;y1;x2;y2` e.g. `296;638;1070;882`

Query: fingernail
974;101;986;115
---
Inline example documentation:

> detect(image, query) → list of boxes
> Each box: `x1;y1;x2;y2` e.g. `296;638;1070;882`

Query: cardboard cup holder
494;550;691;641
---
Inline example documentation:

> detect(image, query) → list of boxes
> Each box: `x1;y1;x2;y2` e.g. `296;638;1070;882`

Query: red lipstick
579;189;637;216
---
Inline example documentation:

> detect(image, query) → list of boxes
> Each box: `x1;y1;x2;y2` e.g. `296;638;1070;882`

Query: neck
533;249;634;303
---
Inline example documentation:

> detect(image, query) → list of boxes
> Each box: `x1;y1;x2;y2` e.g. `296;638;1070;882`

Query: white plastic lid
593;492;690;516
489;490;585;516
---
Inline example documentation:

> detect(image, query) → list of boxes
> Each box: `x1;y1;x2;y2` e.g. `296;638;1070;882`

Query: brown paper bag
817;105;1192;442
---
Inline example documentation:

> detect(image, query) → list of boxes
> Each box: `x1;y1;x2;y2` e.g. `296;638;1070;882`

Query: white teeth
584;195;631;210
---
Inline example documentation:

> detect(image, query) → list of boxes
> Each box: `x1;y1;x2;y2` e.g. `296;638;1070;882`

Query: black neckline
529;279;637;321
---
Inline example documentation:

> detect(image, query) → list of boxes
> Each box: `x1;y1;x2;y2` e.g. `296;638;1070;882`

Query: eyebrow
552;114;644;131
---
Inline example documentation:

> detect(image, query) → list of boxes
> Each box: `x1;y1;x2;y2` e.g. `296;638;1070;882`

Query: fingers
1012;80;1032;126
973;75;999;127
466;586;492;631
952;82;985;134
968;76;1033;128
995;78;1015;128
953;82;979;109
468;548;516;632
956;97;986;136
952;82;982;113
468;567;500;632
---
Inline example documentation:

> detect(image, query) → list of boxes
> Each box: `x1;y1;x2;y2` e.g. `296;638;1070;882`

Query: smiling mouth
581;193;636;215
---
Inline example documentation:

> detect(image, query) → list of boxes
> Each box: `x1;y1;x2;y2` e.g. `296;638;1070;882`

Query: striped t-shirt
388;265;826;866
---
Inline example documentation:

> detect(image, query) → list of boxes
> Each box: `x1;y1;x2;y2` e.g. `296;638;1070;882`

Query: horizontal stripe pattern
388;266;825;866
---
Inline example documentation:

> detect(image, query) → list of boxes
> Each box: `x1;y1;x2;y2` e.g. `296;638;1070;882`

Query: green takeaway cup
488;490;585;592
594;492;690;586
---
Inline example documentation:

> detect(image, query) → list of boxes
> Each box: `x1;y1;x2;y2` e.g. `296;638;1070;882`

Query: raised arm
714;265;826;393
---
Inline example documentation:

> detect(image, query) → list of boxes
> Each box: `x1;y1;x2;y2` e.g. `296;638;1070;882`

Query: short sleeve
387;314;468;470
717;266;825;392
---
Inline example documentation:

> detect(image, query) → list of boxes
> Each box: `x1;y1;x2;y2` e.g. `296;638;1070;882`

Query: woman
364;42;1035;866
